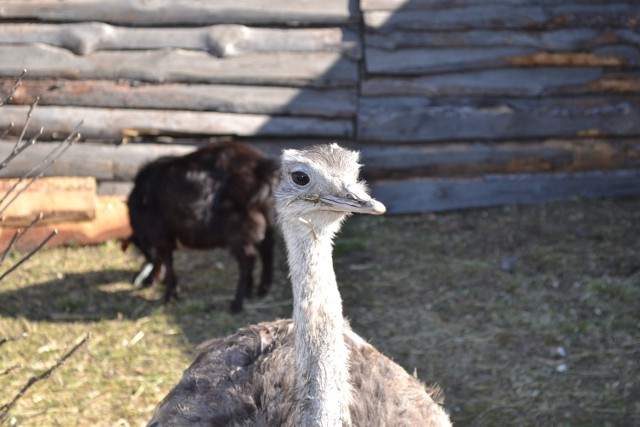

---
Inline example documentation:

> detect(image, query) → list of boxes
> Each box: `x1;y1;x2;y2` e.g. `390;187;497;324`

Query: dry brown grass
0;197;639;426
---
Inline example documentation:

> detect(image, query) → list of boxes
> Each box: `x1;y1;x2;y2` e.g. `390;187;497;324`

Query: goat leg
256;228;274;298
230;246;256;313
132;262;154;288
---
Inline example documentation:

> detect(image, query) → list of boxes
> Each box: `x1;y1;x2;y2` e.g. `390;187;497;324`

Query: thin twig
0;231;20;265
0;123;81;217
0;69;25;107
0;333;26;348
0;213;44;268
0;334;89;423
0;126;43;170
0;365;21;377
0;229;57;282
0;123;14;140
13;98;39;150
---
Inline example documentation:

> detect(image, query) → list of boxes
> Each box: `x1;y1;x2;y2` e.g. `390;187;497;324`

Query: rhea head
275;143;386;236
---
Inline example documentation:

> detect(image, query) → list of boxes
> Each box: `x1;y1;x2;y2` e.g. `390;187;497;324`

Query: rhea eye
291;171;310;186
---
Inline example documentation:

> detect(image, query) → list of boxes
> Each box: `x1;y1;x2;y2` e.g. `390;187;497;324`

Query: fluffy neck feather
283;216;352;427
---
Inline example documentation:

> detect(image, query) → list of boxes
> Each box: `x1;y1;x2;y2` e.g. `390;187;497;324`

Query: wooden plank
364;4;640;32
0;0;358;26
361;69;640;97
371;169;640;214
0;23;361;58
0;195;130;251
365;28;640;50
1;79;357;118
365;46;637;75
0;177;96;226
0;46;358;88
0;105;354;140
3;138;639;183
357;96;640;142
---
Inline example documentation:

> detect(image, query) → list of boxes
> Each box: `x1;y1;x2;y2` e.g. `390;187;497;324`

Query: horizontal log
362;0;617;11
371;169;640;214
101;168;640;215
0;140;196;181
358;96;640;142
0;106;354;140
0;45;358;87
1;79;357;118
0;176;96;226
3;138;639;183
365;28;640;51
358;139;640;180
97;181;134;197
364;4;640;32
365;46;638;75
361;68;640;97
0;23;361;58
0;0;358;26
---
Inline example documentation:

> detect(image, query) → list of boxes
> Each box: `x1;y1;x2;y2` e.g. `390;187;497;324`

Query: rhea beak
320;190;386;215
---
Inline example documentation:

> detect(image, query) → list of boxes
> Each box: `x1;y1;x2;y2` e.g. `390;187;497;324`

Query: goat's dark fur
124;142;278;313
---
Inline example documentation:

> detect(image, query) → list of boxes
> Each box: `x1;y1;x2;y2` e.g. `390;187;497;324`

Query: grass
1;198;639;426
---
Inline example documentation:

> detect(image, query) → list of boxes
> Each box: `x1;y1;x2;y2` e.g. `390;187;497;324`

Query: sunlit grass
0;198;639;426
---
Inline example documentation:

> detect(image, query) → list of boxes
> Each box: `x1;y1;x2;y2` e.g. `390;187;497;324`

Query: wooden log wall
0;0;639;214
358;0;640;142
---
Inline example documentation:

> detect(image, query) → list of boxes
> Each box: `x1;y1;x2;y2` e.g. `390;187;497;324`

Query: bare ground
0;197;638;426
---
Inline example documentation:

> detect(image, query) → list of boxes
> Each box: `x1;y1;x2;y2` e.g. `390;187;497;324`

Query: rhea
147;144;451;426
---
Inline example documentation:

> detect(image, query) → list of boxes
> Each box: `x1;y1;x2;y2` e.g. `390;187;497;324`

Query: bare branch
0;231;20;265
0;229;57;283
14;97;39;149
0;334;89;423
0;69;25;107
0;126;43;170
0;72;84;292
0;213;44;268
0;365;21;377
0;123;82;217
0;123;14;140
0;332;26;348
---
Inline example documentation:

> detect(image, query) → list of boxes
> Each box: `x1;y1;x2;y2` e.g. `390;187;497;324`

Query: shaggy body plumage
125;142;277;312
148;144;451;426
149;319;448;427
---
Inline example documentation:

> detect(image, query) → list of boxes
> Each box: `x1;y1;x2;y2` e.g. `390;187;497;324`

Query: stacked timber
0;0;638;222
0;0;360;140
0;176;130;250
359;0;640;213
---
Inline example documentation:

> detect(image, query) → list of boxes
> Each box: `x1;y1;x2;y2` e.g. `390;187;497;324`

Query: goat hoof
256;287;269;298
163;292;179;304
229;301;243;314
138;277;154;289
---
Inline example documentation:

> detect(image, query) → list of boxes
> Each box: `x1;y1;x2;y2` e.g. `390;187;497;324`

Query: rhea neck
282;212;352;427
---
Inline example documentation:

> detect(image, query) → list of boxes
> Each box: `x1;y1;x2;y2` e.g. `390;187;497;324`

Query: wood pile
0;0;638;232
0;176;130;250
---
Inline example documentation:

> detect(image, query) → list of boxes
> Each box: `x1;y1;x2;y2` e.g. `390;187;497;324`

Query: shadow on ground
1;199;639;426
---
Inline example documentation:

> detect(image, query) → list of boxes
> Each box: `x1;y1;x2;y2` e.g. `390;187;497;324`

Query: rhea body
148;144;451;427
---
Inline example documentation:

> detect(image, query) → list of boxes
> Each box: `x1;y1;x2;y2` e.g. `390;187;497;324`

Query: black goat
123;142;278;313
